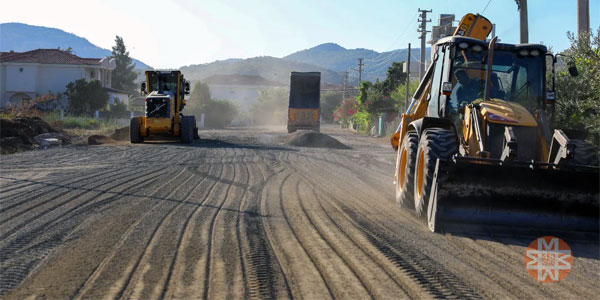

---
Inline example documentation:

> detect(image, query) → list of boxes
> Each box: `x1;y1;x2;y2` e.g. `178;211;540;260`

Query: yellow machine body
130;70;195;143
389;13;599;235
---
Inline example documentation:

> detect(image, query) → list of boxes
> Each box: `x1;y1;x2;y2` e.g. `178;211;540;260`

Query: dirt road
1;125;598;299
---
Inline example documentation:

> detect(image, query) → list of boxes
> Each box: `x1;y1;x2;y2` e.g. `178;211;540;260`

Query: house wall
0;65;5;102
37;65;85;95
6;65;37;93
0;61;115;107
108;91;130;108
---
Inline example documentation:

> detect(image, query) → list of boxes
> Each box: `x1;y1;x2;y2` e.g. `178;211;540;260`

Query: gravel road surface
1;125;598;299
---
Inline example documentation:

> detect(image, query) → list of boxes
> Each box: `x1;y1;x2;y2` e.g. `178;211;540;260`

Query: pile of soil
88;126;129;145
111;126;129;141
285;131;350;149
1;117;70;154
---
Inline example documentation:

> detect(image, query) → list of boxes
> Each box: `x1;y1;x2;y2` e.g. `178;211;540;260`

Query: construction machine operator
450;69;480;109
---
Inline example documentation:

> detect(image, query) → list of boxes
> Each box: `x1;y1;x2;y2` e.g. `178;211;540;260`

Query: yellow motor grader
391;14;599;234
131;70;197;143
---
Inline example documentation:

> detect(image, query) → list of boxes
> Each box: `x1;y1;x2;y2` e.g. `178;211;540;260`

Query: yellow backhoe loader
131;70;198;143
391;14;599;234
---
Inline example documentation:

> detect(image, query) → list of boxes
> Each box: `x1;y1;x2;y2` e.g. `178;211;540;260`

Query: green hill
284;43;430;82
180;56;343;85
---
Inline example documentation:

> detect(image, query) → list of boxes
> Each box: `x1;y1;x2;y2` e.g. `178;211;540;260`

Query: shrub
66;79;109;116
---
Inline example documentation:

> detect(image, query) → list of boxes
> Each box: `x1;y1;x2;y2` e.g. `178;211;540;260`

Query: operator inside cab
449;69;480;109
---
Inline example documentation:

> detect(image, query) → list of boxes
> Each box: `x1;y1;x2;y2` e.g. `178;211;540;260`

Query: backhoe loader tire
414;128;457;220
395;131;418;209
181;116;194;143
571;139;599;166
130;117;143;143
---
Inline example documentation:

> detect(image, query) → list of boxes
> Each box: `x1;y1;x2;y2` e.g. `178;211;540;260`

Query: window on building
90;70;95;79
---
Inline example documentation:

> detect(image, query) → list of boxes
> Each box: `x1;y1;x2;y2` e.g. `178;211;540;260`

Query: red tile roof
0;49;102;65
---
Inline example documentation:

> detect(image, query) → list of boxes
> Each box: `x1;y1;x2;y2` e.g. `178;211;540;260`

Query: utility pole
353;58;364;85
515;0;528;43
342;71;348;99
405;43;411;109
577;0;590;42
417;9;432;80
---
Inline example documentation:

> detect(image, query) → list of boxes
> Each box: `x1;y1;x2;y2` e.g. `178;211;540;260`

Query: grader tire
130;117;143;143
181;116;194;143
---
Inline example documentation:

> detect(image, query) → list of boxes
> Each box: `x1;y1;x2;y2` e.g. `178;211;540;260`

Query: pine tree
111;36;138;95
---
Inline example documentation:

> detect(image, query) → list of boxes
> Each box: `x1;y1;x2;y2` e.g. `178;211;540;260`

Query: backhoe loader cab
130;71;197;143
393;34;598;235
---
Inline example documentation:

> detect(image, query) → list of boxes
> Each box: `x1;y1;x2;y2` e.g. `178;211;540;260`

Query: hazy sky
2;0;598;68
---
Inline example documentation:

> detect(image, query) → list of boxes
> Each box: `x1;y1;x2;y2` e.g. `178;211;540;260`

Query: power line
387;11;420;49
481;0;493;14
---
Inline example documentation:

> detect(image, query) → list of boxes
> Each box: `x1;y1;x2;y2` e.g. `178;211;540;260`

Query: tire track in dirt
297;149;600;299
292;179;374;299
70;165;195;299
0;167;152;240
239;151;291;300
0;167;115;202
282;154;425;299
201;149;240;299
156;151;229;299
0;166;173;296
0;168;125;223
110;148;234;299
285;151;481;299
264;171;335;299
199;149;250;300
108;154;220;300
112;173;201;300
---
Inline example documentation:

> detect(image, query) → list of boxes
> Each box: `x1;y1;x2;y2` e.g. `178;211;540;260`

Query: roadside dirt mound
285;131;350;149
88;126;130;145
1;117;69;154
110;126;129;141
88;135;117;145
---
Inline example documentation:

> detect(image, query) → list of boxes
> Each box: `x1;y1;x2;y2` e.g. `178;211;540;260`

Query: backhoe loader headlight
458;42;469;49
530;49;540;56
472;45;483;52
518;49;530;56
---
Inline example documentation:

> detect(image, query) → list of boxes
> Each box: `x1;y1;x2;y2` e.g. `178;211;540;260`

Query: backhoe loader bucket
428;157;599;236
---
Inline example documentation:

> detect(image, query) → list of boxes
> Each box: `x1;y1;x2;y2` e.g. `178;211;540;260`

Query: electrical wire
481;0;493;14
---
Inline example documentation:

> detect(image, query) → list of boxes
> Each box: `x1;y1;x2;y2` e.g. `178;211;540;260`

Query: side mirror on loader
140;82;146;94
185;81;190;94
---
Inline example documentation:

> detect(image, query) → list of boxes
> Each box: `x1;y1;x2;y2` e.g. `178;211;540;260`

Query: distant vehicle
131;70;198;143
288;72;320;133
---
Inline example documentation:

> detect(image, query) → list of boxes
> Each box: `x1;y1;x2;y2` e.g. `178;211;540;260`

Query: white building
203;74;285;112
0;49;129;108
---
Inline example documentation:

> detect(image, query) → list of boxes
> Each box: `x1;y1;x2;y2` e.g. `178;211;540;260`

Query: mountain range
1;23;430;85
